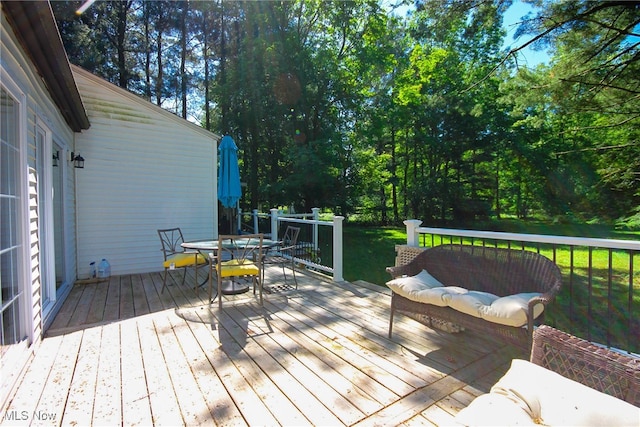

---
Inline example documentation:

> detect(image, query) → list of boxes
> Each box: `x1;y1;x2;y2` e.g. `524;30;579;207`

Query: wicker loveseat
456;325;640;425
386;244;563;349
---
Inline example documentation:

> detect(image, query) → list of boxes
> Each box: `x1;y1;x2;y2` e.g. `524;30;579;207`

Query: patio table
182;238;279;295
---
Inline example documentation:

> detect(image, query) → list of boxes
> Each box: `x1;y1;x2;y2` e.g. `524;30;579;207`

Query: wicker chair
456;325;640;425
531;325;640;406
386;244;563;349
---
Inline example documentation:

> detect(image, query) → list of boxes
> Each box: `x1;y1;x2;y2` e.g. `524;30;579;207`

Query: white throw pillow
386;269;444;294
412;269;444;288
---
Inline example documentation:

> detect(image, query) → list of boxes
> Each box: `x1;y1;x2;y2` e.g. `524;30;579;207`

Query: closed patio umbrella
218;135;242;232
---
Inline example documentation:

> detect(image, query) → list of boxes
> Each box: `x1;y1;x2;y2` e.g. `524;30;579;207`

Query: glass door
37;124;66;316
1;85;28;404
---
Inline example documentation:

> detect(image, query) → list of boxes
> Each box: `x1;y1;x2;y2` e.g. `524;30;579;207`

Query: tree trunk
116;1;130;89
180;2;188;119
143;2;152;100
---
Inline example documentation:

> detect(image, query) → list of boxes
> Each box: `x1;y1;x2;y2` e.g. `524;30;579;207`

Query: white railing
241;208;343;282
404;219;640;251
403;219;640;354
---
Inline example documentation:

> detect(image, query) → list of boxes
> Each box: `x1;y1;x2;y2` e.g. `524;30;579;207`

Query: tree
52;0;639;223
53;0;135;88
509;0;640;219
391;0;513;223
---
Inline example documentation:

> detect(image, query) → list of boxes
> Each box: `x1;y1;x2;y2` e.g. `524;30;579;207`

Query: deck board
240;302;366;425
84;276;109;325
155;312;213;426
188;311;273;426
130;273;151;317
92;322;121;426
2;267;525;426
265;296;414;404
35;332;82;423
103;275;122;323
61;326;101;426
3;333;63;422
137;316;185;426
67;284;96;328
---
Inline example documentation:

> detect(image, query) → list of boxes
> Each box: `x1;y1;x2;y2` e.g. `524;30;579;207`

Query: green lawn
343;226;407;285
343;221;639;285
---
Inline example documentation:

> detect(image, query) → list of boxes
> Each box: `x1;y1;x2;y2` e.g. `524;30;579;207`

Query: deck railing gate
241;208;343;282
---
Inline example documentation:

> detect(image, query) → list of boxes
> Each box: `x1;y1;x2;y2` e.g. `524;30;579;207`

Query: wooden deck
2;266;524;426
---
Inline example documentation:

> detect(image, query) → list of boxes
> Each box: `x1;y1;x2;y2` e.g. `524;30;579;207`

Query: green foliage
396;46;448;106
53;0;640;225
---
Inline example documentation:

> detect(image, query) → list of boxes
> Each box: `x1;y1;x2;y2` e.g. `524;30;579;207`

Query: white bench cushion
387;269;545;327
457;359;640;426
447;291;544;327
480;293;544;327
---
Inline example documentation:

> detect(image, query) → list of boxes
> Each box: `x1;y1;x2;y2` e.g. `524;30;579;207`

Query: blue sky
387;0;551;66
503;0;551;66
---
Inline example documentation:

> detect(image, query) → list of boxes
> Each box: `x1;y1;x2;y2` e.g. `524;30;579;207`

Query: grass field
342;221;640;352
343;220;639;285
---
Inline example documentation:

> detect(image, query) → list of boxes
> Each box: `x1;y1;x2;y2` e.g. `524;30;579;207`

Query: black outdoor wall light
52;150;59;167
70;152;85;169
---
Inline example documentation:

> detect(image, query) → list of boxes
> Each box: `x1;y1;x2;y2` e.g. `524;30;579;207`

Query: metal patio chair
157;228;207;294
209;234;264;309
262;226;300;290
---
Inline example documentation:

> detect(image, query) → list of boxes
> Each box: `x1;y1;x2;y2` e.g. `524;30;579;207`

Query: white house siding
1;9;77;406
72;66;219;277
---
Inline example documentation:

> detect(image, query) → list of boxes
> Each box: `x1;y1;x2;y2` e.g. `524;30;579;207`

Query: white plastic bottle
97;259;111;279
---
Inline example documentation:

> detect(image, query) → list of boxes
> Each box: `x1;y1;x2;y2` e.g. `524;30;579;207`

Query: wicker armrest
385;264;420;279
531;325;640;406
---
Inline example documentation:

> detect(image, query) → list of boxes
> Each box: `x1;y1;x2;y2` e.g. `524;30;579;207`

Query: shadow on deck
3;266;525;426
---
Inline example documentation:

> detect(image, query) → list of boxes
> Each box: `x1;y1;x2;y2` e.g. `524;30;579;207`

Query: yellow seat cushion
163;252;207;268
219;259;259;277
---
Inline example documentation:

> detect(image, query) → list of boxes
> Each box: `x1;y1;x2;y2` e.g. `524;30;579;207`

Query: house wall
72;66;219;277
1;9;77;406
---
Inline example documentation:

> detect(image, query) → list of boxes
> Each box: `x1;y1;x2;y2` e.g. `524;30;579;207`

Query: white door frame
36;119;56;315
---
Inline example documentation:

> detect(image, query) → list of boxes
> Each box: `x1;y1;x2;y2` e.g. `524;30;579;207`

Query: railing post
252;209;259;233
312;207;320;250
333;215;344;282
405;219;423;247
270;208;279;240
